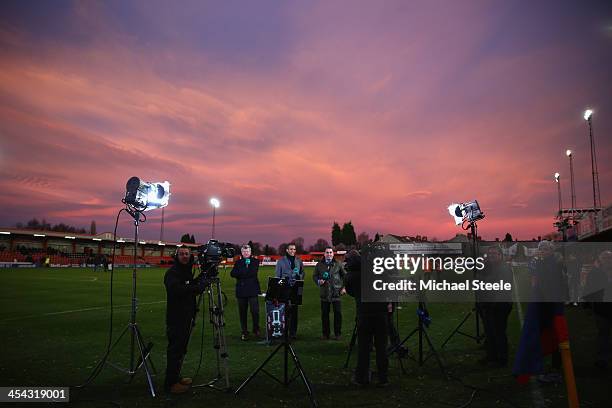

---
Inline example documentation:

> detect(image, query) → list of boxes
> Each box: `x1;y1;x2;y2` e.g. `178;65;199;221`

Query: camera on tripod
196;239;236;276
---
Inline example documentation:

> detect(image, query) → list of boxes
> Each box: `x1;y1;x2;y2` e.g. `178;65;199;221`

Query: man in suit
230;244;262;340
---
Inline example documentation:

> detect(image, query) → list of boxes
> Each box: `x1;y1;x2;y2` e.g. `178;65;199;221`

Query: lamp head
210;198;220;208
554;172;560;182
124;177;170;211
584;109;593;121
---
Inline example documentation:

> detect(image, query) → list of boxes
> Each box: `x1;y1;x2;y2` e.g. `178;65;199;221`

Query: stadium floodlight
210;197;220;238
583;109;593;121
448;200;485;226
123;177;170;212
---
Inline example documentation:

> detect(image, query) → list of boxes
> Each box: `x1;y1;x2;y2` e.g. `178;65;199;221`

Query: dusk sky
1;1;611;247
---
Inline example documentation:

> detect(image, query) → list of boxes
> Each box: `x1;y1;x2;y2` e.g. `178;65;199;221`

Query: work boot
169;382;190;394
179;377;192;385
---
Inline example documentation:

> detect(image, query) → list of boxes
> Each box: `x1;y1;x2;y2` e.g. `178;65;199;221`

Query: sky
1;0;611;247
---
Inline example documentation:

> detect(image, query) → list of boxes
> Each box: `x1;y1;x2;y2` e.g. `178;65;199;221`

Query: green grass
0;266;608;407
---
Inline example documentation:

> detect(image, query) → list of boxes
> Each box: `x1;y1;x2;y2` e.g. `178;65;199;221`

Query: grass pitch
0;266;608;407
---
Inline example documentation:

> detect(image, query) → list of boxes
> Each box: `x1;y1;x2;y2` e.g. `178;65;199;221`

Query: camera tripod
235;302;318;408
343;314;358;368
387;302;447;376
191;276;230;391
440;220;484;349
105;209;157;397
343;303;403;368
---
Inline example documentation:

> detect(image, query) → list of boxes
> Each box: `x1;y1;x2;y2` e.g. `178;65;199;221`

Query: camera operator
344;249;389;387
478;245;513;367
164;247;207;394
313;247;346;340
275;243;304;339
231;244;262;341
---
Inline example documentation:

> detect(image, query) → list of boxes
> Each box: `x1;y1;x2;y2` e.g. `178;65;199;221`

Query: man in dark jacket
275;243;304;339
231;244;261;340
313;247;346;340
583;250;612;369
478;245;513;367
164;247;205;394
344;249;389;386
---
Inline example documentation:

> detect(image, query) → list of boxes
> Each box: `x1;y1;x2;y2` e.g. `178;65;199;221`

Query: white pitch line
0;300;166;323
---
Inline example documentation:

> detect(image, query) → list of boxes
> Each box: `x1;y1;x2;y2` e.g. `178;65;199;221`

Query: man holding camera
164;247;206;394
275;243;304;339
313;247;346;340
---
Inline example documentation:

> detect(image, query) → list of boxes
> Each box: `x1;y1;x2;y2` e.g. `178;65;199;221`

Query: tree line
15;218;97;235
178;220;373;256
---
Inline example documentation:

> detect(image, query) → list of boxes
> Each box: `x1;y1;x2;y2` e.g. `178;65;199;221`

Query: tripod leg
130;341;155;381
105;325;131;373
234;342;283;395
288;344;319;408
440;309;473;349
343;321;358;368
134;326;156;398
422;328;447;378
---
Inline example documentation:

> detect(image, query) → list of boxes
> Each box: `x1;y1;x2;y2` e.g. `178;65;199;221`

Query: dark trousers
321;300;342;337
289;305;299;337
595;314;612;362
237;296;260;334
387;307;400;348
356;313;388;383
165;319;191;388
481;303;512;364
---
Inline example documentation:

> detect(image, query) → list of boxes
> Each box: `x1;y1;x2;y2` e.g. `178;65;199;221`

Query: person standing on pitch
275;243;304;339
313;247;346;340
478;245;513;367
164;247;206;394
344;249;389;387
231;244;262;341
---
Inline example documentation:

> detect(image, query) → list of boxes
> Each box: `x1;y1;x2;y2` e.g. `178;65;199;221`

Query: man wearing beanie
164;247;206;394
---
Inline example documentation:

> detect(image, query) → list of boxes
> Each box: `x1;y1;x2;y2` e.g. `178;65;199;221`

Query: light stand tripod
106;208;157;397
235;301;318;408
387;301;447;376
440;220;484;349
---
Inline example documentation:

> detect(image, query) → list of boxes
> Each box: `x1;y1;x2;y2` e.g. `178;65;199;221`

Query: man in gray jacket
313;247;346;339
275;243;304;339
